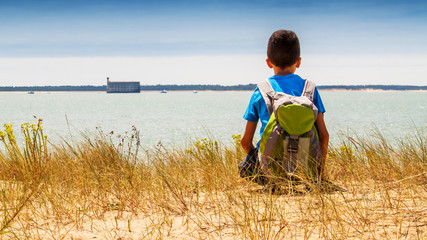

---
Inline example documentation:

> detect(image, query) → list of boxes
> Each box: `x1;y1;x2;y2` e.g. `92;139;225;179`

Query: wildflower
37;118;43;127
4;123;14;137
338;144;353;156
185;148;195;154
232;134;242;147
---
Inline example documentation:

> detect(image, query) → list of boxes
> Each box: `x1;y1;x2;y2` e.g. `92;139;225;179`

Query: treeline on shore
317;85;427;91
140;84;258;91
0;84;426;92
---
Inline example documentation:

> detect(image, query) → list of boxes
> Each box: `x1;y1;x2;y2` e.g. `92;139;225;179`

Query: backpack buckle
287;135;299;153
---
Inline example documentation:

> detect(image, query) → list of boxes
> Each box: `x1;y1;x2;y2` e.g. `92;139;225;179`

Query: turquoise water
0;91;425;147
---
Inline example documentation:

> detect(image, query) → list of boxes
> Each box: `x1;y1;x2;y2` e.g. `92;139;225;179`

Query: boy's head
267;30;300;69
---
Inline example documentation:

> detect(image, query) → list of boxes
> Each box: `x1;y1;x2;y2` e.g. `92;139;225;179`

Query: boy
240;30;329;181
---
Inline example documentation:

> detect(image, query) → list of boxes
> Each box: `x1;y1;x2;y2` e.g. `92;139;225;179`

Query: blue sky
0;0;426;86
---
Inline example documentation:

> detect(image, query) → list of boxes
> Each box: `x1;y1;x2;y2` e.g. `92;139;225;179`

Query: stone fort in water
106;77;140;93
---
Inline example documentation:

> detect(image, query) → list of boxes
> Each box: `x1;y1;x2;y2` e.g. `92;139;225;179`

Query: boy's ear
296;57;301;68
266;58;274;69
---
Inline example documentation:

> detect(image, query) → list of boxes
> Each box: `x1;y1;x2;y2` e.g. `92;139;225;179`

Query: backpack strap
257;79;275;115
302;79;316;101
286;135;299;173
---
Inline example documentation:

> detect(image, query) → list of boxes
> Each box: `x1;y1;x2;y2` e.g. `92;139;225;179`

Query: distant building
106;77;140;93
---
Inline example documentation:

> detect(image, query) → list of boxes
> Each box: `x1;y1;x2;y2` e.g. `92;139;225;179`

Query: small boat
193;90;198;93
28;91;34;94
160;90;167;93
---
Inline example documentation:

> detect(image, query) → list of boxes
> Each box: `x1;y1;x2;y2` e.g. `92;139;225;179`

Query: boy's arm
241;121;258;154
314;112;329;179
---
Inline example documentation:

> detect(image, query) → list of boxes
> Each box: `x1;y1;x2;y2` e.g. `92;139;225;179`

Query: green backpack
257;79;322;182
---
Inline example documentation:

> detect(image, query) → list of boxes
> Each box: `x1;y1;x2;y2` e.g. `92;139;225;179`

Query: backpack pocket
276;104;315;135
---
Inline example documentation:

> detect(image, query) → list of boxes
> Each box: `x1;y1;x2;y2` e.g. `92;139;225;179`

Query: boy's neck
273;66;297;76
267;57;300;76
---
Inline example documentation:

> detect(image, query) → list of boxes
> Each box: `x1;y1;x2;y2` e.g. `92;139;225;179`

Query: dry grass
0;121;426;239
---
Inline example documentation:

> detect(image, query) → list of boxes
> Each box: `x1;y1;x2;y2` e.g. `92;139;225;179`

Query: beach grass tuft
0;121;426;239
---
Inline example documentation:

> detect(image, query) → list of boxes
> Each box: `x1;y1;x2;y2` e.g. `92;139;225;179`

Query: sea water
0;91;425;147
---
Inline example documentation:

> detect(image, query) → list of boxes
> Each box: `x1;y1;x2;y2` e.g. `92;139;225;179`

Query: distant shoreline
1;90;426;94
319;89;427;92
0;84;426;92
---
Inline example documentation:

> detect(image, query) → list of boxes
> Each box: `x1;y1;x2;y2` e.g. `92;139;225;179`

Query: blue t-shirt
243;74;326;144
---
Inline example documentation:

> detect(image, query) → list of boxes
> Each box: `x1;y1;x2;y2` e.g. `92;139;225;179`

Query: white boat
193;90;198;93
160;90;167;93
28;91;34;94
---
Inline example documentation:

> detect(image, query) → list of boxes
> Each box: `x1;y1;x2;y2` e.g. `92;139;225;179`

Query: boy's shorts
238;148;267;185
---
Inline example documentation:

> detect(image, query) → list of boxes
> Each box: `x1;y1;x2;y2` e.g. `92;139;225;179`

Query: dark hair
267;30;300;69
